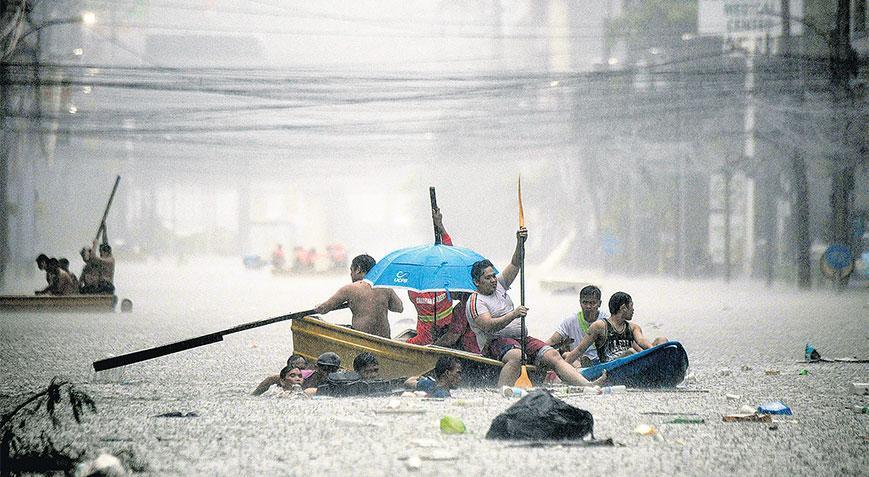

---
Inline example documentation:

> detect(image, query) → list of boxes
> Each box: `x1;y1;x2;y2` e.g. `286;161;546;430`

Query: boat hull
581;341;689;388
0;295;117;312
291;315;540;386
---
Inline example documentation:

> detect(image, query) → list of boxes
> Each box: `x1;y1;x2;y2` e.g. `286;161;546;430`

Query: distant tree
610;0;698;48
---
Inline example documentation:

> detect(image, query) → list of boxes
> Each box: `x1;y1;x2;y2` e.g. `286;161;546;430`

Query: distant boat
539;279;588;294
291;315;542;386
0;295;117;312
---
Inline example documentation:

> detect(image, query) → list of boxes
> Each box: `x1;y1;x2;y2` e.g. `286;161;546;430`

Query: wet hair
287;354;307;368
608;292;633;315
36;254;49;264
434;356;460;379
350;254;375;273
470;259;494;283
99;243;112;253
279;365;301;380
58;258;70;270
316;352;341;373
579;285;601;301
352;352;379;373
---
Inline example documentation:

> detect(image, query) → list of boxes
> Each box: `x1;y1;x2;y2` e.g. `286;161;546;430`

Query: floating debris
153;411;198;418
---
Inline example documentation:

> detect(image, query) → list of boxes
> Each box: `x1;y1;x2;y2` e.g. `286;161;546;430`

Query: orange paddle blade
514;365;533;389
518;176;525;228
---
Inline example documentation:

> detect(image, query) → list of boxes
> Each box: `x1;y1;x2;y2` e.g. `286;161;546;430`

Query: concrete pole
829;0;856;290
0;64;8;290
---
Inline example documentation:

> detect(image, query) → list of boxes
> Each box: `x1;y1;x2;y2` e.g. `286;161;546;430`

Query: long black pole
95;175;121;242
92;303;347;371
430;187;440;245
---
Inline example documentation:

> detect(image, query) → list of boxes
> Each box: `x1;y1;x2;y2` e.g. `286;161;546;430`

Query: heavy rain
1;1;866;475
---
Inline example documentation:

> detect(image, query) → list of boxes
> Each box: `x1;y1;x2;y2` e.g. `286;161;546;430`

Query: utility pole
723;165;732;282
829;0;857;290
779;0;811;289
0;63;8;291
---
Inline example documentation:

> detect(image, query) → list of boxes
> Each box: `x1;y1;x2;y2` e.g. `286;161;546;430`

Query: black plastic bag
486;390;594;440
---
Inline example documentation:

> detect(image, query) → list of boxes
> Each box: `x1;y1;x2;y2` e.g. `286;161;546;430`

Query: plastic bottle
582;385;626;395
600;385;627;395
501;386;528;398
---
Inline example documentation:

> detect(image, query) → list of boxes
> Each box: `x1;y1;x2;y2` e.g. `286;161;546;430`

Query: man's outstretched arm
498;227;527;288
316;285;350;315
563;323;601;364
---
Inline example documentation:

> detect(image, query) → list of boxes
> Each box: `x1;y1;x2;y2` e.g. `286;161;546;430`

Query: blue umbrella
364;244;496;293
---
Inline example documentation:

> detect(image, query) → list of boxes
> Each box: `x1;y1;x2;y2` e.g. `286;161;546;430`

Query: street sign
699;0;803;39
820;244;854;280
824;244;853;270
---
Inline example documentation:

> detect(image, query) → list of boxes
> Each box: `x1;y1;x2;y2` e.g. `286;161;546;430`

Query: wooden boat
0;294;117;312
580;341;689;388
291;315;541;386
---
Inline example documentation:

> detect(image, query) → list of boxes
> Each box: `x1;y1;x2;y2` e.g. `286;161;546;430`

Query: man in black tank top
564;292;669;365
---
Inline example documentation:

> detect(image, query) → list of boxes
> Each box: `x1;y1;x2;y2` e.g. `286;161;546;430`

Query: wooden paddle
95;175;121;243
92;302;348;371
430;186;440;245
515;176;533;389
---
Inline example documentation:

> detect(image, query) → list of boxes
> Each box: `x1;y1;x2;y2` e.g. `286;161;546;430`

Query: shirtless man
86;238;115;294
58;258;79;293
38;258;76;295
78;247;100;293
34;254;54;295
315;254;403;338
563;292;668;365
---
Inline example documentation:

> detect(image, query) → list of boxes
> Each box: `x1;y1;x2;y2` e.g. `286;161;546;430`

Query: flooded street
2;3;868;473
2;259;866;475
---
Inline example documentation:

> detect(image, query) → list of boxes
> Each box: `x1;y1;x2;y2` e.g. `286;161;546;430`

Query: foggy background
2;0;867;293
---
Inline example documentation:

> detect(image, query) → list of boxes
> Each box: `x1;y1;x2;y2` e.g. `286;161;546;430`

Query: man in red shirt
406;208;477;352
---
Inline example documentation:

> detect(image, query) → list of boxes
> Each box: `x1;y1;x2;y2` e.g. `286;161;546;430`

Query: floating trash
757;401;792;415
440;415;466;434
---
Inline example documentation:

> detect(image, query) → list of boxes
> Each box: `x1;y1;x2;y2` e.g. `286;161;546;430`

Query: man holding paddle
466;227;606;387
81;234;115;294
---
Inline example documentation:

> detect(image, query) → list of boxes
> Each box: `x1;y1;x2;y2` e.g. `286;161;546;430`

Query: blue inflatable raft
580;341;689;388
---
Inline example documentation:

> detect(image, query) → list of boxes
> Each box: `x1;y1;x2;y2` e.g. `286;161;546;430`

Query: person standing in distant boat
315;254;403;338
83;232;115;294
78;247;100;293
271;244;286;270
